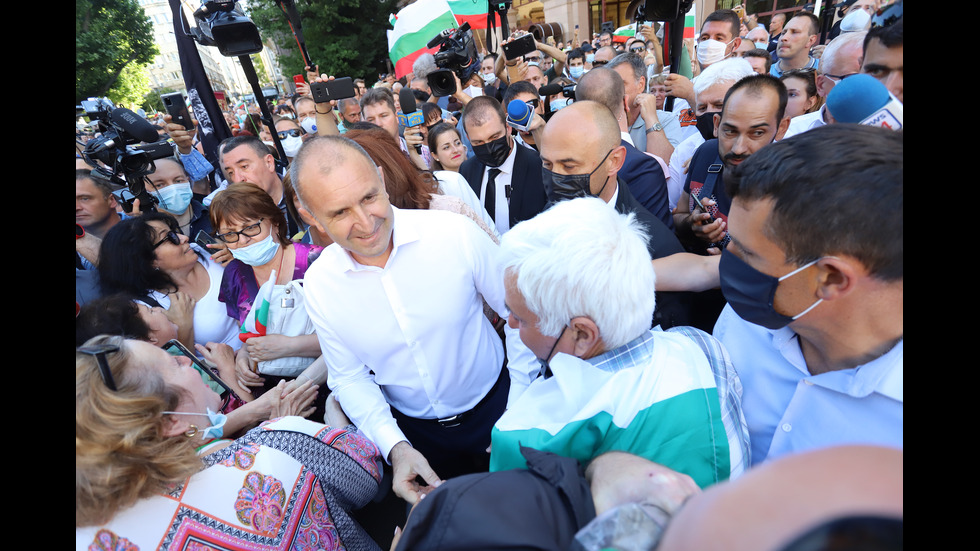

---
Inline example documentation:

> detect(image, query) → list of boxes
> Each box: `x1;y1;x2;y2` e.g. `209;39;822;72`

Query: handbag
255;279;318;377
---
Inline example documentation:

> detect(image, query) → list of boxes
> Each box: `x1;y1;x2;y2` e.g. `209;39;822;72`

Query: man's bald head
576;67;627;120
289;135;377;210
659;446;903;551
545;100;622;154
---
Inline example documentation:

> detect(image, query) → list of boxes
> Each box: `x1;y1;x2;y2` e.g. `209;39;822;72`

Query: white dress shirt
479;142;518;236
433;170;497;237
303;207;537;459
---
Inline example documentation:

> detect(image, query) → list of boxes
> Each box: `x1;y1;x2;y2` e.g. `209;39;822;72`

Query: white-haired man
489;197;749;489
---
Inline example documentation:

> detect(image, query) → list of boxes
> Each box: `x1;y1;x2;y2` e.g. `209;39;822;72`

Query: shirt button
803;379;814;386
782;423;792;432
433;400;440;405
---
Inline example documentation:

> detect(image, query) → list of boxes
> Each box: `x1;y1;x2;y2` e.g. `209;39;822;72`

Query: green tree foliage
247;0;400;85
77;0;159;103
107;62;153;111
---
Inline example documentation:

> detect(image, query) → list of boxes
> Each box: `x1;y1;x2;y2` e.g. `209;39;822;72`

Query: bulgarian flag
448;0;489;30
683;3;697;39
239;269;276;342
387;0;460;80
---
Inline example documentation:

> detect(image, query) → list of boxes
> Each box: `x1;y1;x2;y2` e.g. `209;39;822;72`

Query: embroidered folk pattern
88;529;139;551
234;471;287;534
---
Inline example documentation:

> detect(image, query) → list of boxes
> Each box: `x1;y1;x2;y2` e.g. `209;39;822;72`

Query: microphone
537;83;563;97
108;107;160;143
398;88;425;153
825;73;903;130
506;99;534;132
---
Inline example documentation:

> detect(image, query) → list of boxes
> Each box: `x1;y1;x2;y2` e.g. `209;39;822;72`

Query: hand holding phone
161;92;193;131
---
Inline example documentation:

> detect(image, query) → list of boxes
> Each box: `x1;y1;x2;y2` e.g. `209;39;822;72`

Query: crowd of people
76;2;902;549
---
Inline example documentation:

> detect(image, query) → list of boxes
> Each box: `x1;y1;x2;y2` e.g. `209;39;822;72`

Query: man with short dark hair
674;74;790;255
360;87;430;170
217;135;298;236
715;124;903;465
664;9;743;111
76;169;123;240
770;12;821;76
459;95;548;236
767;12;786;56
862;17;903;103
742;48;773;74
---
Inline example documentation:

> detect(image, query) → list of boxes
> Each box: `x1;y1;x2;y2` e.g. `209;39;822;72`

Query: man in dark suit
460;96;548;236
576;66;673;230
539;100;694;329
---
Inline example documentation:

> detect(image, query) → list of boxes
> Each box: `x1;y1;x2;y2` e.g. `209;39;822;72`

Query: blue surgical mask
585;53;595;63
164;407;228;440
550;98;570;112
230;233;280;266
719;250;824;329
755;41;768;49
153;182;193;215
569;65;585;79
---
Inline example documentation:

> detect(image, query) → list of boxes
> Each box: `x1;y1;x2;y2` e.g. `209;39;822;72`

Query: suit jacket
459;143;549;230
613;179;696;330
619;139;673;231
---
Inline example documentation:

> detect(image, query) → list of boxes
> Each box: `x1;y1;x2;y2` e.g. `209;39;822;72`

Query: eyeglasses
823;72;859;83
592;60;609;67
77;342;121;391
277;129;302;139
154;230;181;249
215;219;264;244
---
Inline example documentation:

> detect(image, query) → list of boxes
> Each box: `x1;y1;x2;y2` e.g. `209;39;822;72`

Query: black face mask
542;149;614;202
472;135;512;168
696;111;720;141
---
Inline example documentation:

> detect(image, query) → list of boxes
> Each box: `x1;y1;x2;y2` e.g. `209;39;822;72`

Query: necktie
485;168;501;221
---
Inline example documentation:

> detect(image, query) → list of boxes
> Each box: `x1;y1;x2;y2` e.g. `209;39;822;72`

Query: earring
184;425;199;438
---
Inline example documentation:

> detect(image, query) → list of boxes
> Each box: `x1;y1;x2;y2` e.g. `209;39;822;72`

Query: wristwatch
646;122;665;134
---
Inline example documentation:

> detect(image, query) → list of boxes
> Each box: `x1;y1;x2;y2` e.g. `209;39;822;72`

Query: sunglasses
215;219;264;244
277;129;302;139
525;98;540;109
77;341;121;391
154;230;181;249
823;72;858;82
592;60;609;67
525;55;541;63
629;46;646;53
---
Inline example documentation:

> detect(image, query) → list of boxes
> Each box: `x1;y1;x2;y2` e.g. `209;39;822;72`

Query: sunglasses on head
77;340;122;391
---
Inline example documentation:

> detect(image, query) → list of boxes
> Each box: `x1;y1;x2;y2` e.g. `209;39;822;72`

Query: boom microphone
537;83;563;97
825;73;903;130
108;107;160;143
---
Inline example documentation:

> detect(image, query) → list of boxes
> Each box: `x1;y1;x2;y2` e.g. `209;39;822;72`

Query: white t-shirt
149;245;242;351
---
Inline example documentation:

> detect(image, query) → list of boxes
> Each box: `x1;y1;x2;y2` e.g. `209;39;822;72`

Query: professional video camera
190;0;263;56
77;97;172;211
426;22;480;97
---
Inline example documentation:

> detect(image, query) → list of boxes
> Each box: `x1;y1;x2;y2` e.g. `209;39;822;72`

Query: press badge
282;287;295;309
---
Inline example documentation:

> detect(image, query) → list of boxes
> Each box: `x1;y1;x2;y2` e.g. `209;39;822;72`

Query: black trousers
390;367;510;481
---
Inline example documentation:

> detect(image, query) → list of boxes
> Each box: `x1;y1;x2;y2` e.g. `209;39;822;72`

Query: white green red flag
448;0;489;30
239;269;276;342
387;0;460;79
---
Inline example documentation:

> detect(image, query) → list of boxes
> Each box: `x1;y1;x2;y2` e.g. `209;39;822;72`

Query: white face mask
755;41;768;49
482;71;496;85
281;135;303;157
697;38;734;66
300;116;317;134
466;85;484;98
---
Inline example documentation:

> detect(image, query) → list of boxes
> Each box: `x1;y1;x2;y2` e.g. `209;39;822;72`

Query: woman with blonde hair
76;335;383;549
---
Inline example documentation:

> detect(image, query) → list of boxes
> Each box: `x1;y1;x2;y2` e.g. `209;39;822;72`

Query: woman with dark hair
210;182;324;394
780;68;823;120
97;211;240;352
75;335;381;549
426;122;467;173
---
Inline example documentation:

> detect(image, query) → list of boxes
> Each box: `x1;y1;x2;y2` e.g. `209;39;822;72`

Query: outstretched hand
389;441;443;505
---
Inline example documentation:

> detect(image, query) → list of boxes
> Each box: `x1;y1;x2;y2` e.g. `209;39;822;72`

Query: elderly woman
210;182;324;394
98;212;241;352
75;335;383;549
